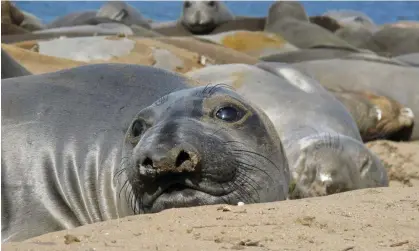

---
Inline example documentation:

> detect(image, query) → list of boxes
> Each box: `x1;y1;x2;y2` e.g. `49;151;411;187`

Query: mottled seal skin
187;63;388;199
1;64;289;242
180;0;234;34
96;1;151;29
328;88;415;142
264;1;360;51
291;58;419;140
1;48;31;79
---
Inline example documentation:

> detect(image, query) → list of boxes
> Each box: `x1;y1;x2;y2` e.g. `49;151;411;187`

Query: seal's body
2;64;289;242
187;63;388;199
291;58;418;139
1;48;31;79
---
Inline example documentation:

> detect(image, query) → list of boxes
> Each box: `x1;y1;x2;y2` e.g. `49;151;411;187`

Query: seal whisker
234;169;261;202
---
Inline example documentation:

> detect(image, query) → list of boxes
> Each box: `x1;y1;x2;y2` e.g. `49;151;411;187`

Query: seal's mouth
185;22;216;34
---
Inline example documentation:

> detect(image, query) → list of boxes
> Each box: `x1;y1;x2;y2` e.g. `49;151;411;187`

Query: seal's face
181;1;221;34
122;85;289;213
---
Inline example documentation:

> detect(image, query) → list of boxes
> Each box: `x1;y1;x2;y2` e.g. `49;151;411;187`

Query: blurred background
13;1;419;25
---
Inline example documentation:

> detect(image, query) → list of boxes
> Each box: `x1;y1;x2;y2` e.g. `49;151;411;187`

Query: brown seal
328;87;415;142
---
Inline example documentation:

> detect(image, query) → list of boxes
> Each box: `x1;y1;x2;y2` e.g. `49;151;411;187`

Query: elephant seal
264;1;360;51
1;48;31;79
362;26;419;57
1;63;289;242
260;48;357;63
328;88;415;142
96;1;151;29
291;58;418;139
1;0;29;35
322;10;377;31
47;11;99;28
394;53;419;67
180;0;235;34
187;63;388;199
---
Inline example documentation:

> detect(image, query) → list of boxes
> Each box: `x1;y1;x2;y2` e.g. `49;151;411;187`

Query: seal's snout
140;146;200;176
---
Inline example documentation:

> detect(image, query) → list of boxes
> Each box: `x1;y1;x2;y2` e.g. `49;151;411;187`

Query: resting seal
1;64;289;242
187;63;388;199
96;1;151;29
180;0;235;34
264;1;360;51
291;57;419;139
328;87;415;142
1;48;31;79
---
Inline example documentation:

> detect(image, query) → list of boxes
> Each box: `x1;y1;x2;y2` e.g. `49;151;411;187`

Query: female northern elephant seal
187;63;388;199
1;64;289;242
291;58;419;139
264;1;360;51
180;0;235;34
96;1;151;29
328;87;415;142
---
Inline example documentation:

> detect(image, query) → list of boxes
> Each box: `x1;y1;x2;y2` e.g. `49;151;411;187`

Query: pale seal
1;63;289;242
291;57;418;139
187;63;388;199
1;48;31;79
180;0;235;34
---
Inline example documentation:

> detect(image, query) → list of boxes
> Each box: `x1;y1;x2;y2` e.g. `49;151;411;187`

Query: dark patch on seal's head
119;85;289;214
180;1;232;34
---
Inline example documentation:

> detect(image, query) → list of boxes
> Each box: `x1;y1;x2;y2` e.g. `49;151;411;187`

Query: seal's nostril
175;150;191;168
142;157;153;167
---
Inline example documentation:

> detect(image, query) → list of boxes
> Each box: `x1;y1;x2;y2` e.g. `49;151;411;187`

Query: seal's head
121;85;289;213
290;133;388;199
181;0;233;34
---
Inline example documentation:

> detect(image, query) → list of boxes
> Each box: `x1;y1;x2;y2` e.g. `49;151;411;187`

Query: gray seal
1;48;31;79
1;63;289;242
96;1;151;29
180;0;235;34
264;1;360;51
186;63;388;199
291;57;418;139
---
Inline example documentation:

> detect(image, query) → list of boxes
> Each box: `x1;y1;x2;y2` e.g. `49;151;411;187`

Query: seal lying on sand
187;63;388;199
96;1;151;29
180;0;234;34
1;48;31;79
1;64;290;242
264;1;360;51
328;88;415;142
291;57;418;140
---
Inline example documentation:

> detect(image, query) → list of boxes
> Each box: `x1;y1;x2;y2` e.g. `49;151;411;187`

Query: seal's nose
140;146;200;175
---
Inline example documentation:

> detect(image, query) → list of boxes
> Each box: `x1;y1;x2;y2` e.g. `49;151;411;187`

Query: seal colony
1;0;418;246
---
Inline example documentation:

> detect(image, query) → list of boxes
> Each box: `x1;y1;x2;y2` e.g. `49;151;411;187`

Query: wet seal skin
1;64;289;243
180;0;235;34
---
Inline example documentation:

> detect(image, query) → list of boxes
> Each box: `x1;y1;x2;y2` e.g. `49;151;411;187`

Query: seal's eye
215;106;243;122
207;1;216;7
131;120;145;137
184;1;191;8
